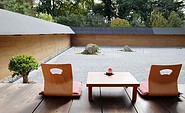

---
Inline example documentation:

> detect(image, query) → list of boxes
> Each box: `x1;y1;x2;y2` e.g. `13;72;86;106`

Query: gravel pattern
14;46;185;84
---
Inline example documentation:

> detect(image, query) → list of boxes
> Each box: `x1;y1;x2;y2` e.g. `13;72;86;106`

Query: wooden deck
0;83;185;113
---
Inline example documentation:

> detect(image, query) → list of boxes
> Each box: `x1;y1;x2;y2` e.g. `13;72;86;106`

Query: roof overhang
0;9;75;35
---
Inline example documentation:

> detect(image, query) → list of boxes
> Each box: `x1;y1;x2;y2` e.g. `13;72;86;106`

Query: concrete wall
71;34;185;47
0;34;71;79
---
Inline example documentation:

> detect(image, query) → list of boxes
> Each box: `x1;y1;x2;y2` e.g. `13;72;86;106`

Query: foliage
129;11;145;27
151;0;184;19
55;14;84;26
37;0;53;16
8;55;39;83
0;1;4;9
81;43;100;55
3;0;35;16
116;0;152;27
38;12;54;22
116;0;184;27
110;18;130;27
101;0;116;21
84;14;109;27
37;0;91;17
149;10;168;27
168;11;183;27
93;3;104;15
2;0;185;28
55;13;108;27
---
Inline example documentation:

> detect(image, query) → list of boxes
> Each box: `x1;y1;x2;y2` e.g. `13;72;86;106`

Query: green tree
116;0;152;27
84;14;108;27
55;13;108;27
93;3;104;15
152;0;184;19
38;12;54;22
3;0;35;16
116;0;184;27
149;10;168;27
92;0;116;21
0;0;4;9
101;0;116;21
130;11;145;27
167;11;182;27
37;0;52;15
55;14;84;26
37;0;92;17
110;18;130;27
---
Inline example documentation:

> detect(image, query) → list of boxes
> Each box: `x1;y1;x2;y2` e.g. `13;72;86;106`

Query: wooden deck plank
69;85;102;113
0;84;33;110
125;87;169;113
101;87;137;113
0;83;185;113
158;96;185;113
34;97;72;113
156;84;185;113
0;84;43;113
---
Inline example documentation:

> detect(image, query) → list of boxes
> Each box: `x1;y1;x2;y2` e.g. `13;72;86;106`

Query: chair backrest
148;64;182;96
41;64;73;96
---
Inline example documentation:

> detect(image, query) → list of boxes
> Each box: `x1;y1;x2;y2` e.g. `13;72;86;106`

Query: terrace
1;83;185;113
0;9;185;113
4;46;185;113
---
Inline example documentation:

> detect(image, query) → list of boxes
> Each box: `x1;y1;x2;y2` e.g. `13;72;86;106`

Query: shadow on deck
0;83;185;113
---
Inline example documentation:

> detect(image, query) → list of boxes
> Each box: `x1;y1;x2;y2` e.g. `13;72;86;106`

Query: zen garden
0;0;185;113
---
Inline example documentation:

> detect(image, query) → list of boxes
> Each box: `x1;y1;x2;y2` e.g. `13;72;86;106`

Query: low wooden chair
137;64;182;96
40;64;82;97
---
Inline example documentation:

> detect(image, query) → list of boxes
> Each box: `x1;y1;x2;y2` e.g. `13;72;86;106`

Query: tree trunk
23;75;28;83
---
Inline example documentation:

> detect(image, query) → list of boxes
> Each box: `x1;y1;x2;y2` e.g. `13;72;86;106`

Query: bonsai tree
81;43;100;55
8;55;39;83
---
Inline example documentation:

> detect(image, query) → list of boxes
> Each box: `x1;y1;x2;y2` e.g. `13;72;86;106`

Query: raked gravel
14;46;185;84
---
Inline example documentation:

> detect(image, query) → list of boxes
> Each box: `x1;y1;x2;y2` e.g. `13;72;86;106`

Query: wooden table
86;72;140;102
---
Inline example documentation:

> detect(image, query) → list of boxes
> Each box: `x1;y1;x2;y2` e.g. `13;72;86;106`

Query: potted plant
8;55;39;83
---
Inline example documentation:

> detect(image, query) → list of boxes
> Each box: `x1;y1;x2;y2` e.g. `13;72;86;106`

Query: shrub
110;18;130;27
149;10;168;27
38;12;54;22
8;55;39;83
82;43;100;55
168;11;182;27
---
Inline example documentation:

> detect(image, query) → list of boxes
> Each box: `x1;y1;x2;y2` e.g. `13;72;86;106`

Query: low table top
86;72;140;87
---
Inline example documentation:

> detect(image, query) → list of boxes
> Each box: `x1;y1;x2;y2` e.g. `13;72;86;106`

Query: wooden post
132;87;137;102
88;87;93;101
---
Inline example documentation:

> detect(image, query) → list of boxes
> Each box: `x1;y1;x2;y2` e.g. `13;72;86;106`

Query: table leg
88;87;93;101
132;87;137;102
